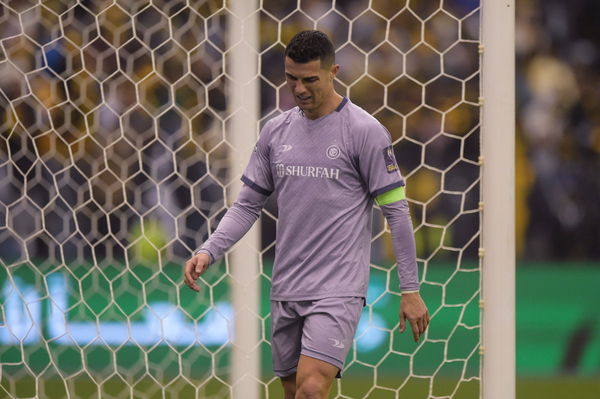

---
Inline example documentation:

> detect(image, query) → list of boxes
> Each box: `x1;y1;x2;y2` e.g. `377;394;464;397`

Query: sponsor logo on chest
274;143;342;180
276;164;340;180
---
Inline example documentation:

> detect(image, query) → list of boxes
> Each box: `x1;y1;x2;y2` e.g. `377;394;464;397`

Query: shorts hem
273;365;297;378
300;348;344;378
270;293;365;302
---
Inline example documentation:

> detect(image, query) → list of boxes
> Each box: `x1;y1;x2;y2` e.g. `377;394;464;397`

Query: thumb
193;256;202;274
399;312;406;333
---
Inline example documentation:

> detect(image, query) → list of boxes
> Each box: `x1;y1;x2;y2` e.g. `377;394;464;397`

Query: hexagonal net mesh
0;1;481;398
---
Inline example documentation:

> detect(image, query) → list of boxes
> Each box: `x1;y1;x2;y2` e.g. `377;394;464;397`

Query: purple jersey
242;98;406;300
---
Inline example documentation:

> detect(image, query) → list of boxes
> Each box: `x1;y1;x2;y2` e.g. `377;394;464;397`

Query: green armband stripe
375;186;406;205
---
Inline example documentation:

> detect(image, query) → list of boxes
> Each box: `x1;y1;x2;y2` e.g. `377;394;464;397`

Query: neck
304;92;344;120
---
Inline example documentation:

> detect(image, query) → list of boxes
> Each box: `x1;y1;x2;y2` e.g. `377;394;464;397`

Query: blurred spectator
517;0;600;259
1;0;598;270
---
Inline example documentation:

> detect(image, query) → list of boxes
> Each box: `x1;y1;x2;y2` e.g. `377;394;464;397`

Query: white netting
0;1;481;398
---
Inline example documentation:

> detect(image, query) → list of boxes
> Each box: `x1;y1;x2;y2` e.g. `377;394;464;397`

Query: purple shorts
270;296;364;378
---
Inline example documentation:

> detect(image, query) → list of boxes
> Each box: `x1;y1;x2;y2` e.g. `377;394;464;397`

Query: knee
296;376;328;399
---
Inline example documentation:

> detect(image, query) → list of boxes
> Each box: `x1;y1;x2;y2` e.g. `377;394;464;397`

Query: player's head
285;30;335;68
284;30;340;118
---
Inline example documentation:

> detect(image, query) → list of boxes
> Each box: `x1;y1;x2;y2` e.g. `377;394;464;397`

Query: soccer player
184;30;429;399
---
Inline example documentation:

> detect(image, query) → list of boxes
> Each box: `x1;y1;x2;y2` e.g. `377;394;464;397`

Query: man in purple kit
184;30;429;399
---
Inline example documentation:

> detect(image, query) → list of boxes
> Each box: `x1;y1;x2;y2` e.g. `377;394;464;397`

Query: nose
294;81;306;95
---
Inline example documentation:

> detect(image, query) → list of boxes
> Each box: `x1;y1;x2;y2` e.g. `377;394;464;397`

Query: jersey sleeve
197;184;269;265
357;122;405;197
241;121;274;196
380;200;420;292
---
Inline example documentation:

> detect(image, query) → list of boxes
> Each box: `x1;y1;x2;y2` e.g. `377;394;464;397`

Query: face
284;57;339;118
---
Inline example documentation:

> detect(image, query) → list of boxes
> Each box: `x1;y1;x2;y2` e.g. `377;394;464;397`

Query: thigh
271;300;304;377
300;296;364;374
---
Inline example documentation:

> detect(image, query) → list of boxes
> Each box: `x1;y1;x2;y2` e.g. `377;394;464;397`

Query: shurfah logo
275;164;340;180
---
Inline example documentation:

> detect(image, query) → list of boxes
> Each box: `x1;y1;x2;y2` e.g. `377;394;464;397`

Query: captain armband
375;186;406;206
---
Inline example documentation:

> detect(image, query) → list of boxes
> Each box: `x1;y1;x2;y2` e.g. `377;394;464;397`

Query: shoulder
342;100;390;142
255;109;296;148
261;107;301;135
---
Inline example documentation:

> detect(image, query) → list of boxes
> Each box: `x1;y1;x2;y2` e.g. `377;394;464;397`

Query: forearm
380;200;420;292
197;185;268;264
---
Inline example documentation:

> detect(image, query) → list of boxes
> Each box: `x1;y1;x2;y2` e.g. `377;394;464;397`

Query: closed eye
285;73;319;84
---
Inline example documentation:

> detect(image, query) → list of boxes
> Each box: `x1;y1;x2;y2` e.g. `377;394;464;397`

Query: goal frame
480;1;516;399
226;1;517;398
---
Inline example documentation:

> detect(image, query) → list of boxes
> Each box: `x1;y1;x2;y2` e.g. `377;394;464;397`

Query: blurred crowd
0;0;597;269
516;0;600;259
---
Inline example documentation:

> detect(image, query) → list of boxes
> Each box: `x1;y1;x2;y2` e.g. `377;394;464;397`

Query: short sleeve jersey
243;98;405;301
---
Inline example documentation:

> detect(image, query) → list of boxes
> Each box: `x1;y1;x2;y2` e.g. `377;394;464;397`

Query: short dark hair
284;30;335;68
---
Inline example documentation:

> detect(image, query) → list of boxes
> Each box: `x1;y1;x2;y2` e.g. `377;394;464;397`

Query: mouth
297;95;311;103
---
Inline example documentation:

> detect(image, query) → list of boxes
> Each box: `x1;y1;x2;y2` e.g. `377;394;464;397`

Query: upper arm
241;121;274;195
356;122;405;198
375;186;406;206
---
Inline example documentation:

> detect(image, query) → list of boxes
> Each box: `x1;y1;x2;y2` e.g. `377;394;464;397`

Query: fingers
195;260;203;274
412;314;430;342
183;257;200;292
405;313;430;342
410;318;421;342
399;293;430;343
184;254;211;292
399;312;407;333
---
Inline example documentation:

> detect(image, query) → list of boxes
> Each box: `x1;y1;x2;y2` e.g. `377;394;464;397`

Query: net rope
0;1;481;398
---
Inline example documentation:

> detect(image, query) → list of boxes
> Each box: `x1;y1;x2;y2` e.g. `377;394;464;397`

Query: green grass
332;377;600;398
516;377;600;399
2;376;598;398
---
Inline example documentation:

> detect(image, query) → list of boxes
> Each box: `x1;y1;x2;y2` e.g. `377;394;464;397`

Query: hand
183;252;210;292
399;292;429;342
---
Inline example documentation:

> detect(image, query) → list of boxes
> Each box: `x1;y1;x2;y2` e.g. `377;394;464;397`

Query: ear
330;63;340;80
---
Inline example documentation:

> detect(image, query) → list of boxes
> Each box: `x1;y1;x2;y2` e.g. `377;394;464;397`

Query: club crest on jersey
383;145;398;173
326;145;341;160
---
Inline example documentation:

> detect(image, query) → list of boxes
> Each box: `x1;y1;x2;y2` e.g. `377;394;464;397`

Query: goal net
0;1;482;398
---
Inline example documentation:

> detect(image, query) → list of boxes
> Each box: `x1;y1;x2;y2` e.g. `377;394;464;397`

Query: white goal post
481;1;516;399
226;1;260;399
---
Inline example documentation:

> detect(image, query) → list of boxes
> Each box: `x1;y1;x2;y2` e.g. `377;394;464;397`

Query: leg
280;373;297;399
271;301;303;396
295;355;339;399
